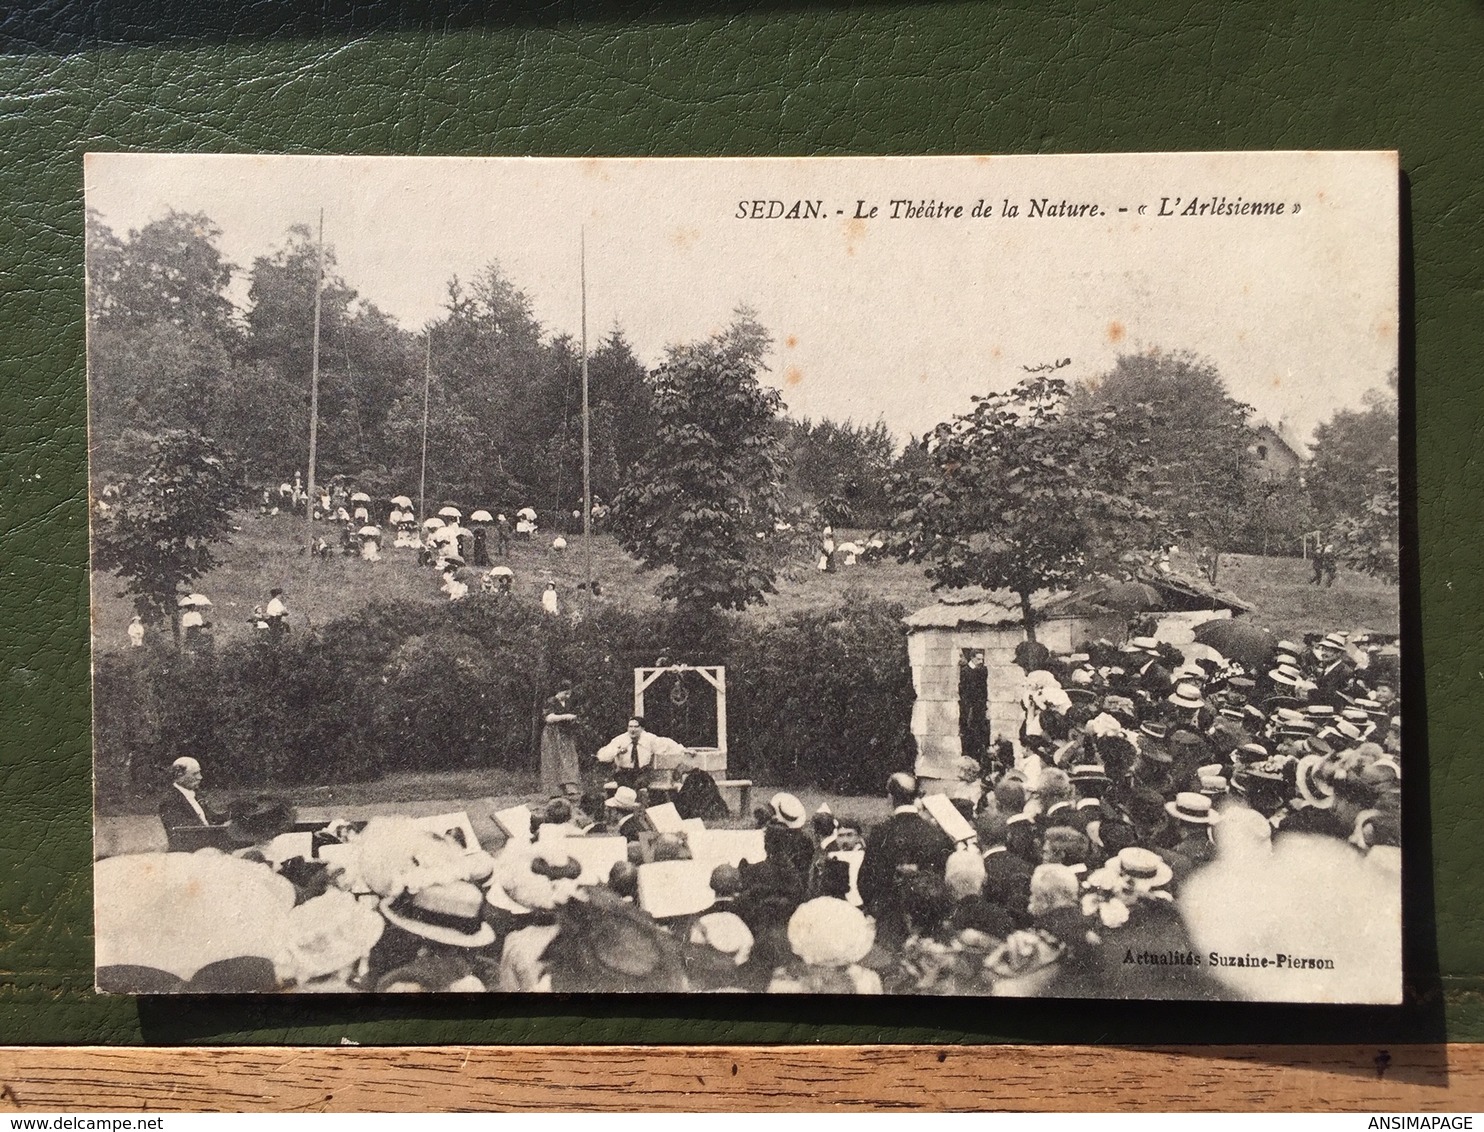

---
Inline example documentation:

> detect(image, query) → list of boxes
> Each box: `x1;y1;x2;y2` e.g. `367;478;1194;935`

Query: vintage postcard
87;152;1401;1000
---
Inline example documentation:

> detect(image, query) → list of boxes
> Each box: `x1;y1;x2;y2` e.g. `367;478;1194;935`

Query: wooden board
0;1045;1478;1111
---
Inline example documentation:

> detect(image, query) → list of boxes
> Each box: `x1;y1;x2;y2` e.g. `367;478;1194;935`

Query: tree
93;433;246;646
1333;468;1399;583
86;209;239;343
1307;374;1399;525
1074;350;1260;582
610;308;788;613
893;372;1153;640
780;416;897;528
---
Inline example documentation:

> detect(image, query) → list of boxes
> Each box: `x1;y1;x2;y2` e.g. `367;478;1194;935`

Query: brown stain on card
843;217;869;256
670;227;702;251
1107;321;1126;344
785;366;804;388
785;335;798;349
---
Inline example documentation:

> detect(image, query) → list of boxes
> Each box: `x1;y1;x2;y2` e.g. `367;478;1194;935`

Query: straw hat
1164;791;1220;825
1108;846;1173;890
768;792;807;830
605;786;643;813
1168;684;1204;711
380;881;495;948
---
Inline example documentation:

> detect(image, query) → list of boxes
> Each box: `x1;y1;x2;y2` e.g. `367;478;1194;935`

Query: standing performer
958;649;990;771
540;687;582;796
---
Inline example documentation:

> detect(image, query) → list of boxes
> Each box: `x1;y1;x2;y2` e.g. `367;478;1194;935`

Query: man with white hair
158;756;220;850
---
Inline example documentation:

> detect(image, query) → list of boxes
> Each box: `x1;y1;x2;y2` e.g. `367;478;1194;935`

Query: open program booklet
87;151;1401;1001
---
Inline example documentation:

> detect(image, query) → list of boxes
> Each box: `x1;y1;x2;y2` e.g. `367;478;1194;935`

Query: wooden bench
714;778;753;818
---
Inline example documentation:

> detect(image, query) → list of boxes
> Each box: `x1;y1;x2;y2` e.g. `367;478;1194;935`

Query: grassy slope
90;514;1399;825
91;509;1399;653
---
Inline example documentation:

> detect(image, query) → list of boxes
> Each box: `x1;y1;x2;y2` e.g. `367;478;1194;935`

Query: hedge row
93;590;918;810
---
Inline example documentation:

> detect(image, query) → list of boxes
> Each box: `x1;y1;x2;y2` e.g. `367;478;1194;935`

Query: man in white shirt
594;716;676;789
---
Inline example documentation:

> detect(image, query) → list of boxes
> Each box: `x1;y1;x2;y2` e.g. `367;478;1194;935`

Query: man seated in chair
158;756;223;851
595;716;676;791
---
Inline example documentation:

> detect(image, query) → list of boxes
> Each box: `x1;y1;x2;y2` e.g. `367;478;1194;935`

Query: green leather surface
1;1;1480;1044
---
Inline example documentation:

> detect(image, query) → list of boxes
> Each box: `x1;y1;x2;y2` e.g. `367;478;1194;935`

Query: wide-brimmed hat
1069;763;1110;786
1168;684;1204;711
1295;753;1337;808
787;897;875;967
605;786;642;812
227;796;298;847
1267;666;1302;687
1165;791;1219;824
1108;846;1173;890
1139;720;1169;741
985;929;1065;979
281;889;385;983
768;792;807;830
1199;773;1229;797
380;881;496;948
690;911;754;966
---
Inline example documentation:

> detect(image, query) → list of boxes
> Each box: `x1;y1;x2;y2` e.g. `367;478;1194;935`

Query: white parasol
438;506;462;520
177;593;212;608
391;495;413;508
422;517;445;530
359;525;382;538
469;510;493;523
350;491;371;503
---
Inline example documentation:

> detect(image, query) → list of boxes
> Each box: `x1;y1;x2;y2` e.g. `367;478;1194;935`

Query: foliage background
92;595;918;808
0;0;1478;1043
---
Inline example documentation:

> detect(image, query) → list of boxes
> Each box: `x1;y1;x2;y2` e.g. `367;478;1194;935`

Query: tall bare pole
305;209;325;561
419;328;432;522
581;227;593;601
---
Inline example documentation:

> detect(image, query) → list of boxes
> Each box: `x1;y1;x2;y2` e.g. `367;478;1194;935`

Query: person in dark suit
976;810;1035;926
857;773;954;947
157;756;221;850
958;650;990;771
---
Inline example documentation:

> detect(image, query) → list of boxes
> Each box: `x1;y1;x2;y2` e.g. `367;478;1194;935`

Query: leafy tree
780;416;897;528
86;209;239;343
1074;350;1261;583
610;307;788;613
1307;374;1399;527
93;432;246;646
1333;468;1399;583
893;372;1153;640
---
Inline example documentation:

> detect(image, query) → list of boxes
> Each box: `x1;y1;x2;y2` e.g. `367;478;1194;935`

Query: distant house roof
1252;419;1307;462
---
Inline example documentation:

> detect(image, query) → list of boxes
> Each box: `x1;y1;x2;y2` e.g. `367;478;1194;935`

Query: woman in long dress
540;688;581;795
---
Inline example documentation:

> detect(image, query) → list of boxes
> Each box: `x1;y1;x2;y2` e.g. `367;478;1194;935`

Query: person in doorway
958;649;990;771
